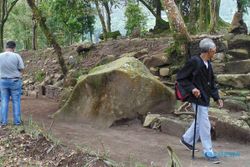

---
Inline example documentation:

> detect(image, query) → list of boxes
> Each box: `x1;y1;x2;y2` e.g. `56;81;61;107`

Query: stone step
225;59;250;74
223;89;250;97
217;74;250;89
213;63;225;74
227;34;250;50
159;110;250;143
216;120;250;143
227;49;249;61
209;108;250;143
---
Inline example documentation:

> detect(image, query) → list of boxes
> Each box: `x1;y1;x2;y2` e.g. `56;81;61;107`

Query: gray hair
199;38;216;53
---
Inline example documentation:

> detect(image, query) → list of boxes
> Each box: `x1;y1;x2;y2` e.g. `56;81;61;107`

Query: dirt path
21;97;250;167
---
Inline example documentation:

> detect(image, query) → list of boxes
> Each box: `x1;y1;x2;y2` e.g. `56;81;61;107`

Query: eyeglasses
209;48;216;54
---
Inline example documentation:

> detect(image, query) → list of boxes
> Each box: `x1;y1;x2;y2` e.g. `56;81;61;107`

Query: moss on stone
53;57;175;127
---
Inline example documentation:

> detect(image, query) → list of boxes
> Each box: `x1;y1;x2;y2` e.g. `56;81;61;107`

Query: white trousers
182;103;214;154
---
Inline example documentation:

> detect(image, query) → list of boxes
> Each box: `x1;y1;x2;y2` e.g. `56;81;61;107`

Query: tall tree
229;0;250;34
236;0;250;13
0;0;19;51
32;13;37;50
103;1;111;32
138;0;169;29
37;0;95;46
5;0;33;50
188;0;197;33
27;0;67;75
94;0;108;40
125;1;147;36
94;0;118;40
179;0;227;34
31;0;38;50
199;0;209;32
209;0;217;33
162;0;191;42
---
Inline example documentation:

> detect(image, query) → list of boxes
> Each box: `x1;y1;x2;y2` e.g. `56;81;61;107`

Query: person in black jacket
177;38;223;164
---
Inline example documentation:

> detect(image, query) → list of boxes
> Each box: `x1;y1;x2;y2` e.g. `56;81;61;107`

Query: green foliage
6;0;96;50
5;0;33;50
238;0;250;13
35;70;45;82
99;31;121;40
125;1;147;36
39;0;95;46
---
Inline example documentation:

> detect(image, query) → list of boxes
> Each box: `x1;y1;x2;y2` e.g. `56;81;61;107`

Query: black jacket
176;56;220;106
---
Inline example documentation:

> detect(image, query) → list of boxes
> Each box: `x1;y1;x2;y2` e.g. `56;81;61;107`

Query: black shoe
204;152;220;164
180;137;198;152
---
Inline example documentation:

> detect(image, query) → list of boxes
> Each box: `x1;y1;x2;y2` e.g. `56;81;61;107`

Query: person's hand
192;88;200;98
217;99;223;109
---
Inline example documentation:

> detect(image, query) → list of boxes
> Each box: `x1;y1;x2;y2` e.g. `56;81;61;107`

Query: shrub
125;1;147;36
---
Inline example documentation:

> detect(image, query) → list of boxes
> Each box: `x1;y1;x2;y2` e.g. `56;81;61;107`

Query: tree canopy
1;0;249;50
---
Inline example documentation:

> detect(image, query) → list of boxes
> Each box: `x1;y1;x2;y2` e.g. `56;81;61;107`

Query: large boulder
53;57;175;127
217;74;250;88
143;53;170;68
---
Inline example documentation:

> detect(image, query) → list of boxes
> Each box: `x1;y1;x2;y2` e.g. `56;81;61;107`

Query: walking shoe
180;137;198;152
204;152;220;164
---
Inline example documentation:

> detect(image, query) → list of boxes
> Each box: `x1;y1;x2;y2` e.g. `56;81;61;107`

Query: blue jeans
0;79;22;125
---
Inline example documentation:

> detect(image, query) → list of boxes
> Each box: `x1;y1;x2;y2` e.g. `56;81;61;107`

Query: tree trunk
199;0;208;32
94;0;107;40
188;0;197;33
139;0;157;17
155;0;169;29
0;25;4;51
90;31;93;43
162;0;192;42
156;0;161;23
32;16;37;50
139;0;169;30
209;0;217;33
237;0;243;12
27;0;68;75
216;0;221;19
103;2;111;32
0;0;19;51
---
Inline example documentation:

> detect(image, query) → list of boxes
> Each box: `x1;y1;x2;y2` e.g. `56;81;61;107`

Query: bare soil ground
20;97;250;167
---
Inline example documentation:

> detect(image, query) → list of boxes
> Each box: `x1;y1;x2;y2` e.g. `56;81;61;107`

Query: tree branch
3;0;19;23
138;0;157;17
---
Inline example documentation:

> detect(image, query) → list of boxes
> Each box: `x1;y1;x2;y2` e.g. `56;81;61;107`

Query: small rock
159;67;170;77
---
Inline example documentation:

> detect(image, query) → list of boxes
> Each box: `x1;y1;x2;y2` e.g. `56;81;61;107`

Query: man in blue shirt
0;41;24;126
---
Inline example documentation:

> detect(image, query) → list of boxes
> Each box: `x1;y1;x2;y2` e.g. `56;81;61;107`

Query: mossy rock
53;57;175;127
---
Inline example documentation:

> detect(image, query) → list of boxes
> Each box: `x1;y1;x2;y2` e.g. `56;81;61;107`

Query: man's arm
17;54;24;73
210;67;223;108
